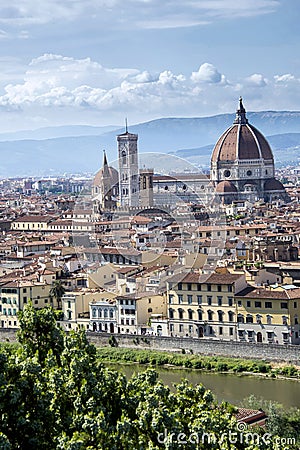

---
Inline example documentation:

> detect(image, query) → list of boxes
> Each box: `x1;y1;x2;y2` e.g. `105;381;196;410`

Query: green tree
0;304;296;449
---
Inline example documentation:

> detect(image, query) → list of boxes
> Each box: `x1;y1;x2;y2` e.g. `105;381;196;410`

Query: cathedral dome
264;178;285;191
211;98;274;163
215;180;238;193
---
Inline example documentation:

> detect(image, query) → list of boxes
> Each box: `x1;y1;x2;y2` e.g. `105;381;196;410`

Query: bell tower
117;121;139;208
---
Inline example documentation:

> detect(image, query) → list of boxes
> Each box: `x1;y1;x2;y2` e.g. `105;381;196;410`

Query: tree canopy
0;304;295;449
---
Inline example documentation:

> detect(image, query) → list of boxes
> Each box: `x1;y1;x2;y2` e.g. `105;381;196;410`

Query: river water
107;363;300;409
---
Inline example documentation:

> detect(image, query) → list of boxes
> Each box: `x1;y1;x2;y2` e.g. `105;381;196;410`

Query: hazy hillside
0;111;299;177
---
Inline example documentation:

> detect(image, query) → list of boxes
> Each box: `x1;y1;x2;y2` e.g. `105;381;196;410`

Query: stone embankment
1;329;299;364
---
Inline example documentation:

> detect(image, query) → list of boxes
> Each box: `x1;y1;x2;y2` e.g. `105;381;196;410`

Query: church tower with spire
92;150;119;215
117;121;139;208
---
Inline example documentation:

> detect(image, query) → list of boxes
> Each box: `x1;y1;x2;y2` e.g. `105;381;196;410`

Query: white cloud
244;73;267;87
191;63;222;84
0;54;299;131
274;74;297;83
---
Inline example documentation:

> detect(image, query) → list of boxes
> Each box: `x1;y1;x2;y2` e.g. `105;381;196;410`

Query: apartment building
166;272;247;340
235;285;300;345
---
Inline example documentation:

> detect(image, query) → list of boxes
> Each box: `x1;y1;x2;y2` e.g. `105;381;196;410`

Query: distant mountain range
0;111;300;177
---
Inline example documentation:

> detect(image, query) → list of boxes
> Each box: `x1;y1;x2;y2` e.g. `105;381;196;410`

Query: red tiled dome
264;178;285;191
211;99;274;163
215;180;238;193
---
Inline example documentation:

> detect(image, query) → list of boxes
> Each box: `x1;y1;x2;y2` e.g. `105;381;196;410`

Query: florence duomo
92;98;290;214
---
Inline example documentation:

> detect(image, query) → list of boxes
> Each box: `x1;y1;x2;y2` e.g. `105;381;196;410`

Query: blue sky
0;0;299;132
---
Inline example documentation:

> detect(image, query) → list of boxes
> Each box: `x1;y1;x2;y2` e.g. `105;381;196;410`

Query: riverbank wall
88;333;300;364
1;329;299;364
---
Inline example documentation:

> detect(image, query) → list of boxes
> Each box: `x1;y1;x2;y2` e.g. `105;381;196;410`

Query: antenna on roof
125;117;128;133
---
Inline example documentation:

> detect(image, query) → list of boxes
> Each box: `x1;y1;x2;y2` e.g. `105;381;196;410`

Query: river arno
107;363;300;409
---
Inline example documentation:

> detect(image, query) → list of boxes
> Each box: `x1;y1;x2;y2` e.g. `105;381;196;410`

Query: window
178;283;182;291
228;285;233;292
178;309;184;319
217;296;222;306
197;295;202;305
148;298;152;304
218;311;223;322
188;310;193;320
255;301;262;308
237;300;242;307
168;294;174;304
187;283;192;291
228;297;233;306
246;315;253;323
265;302;273;309
219;327;223;335
179;324;184;333
228;311;234;322
282;316;288;325
267;315;272;325
281;302;288;309
267;331;273;341
207;284;211;292
148;308;152;313
246;301;251;308
207;296;212;306
189;325;193;334
294;302;297;309
68;301;71;309
169;309;174;319
208;311;213;321
187;295;193;304
178;295;183;304
217;285;222;292
256;315;262;324
198;310;203;321
229;327;234;336
209;326;213;335
237;314;244;323
197;284;202;291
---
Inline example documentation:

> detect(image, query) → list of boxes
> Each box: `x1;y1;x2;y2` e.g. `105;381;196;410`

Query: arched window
122;150;127;164
104;308;108;318
237;314;244;323
143;176;147;189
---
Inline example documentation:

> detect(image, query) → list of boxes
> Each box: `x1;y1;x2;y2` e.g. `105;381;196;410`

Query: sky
0;0;299;132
